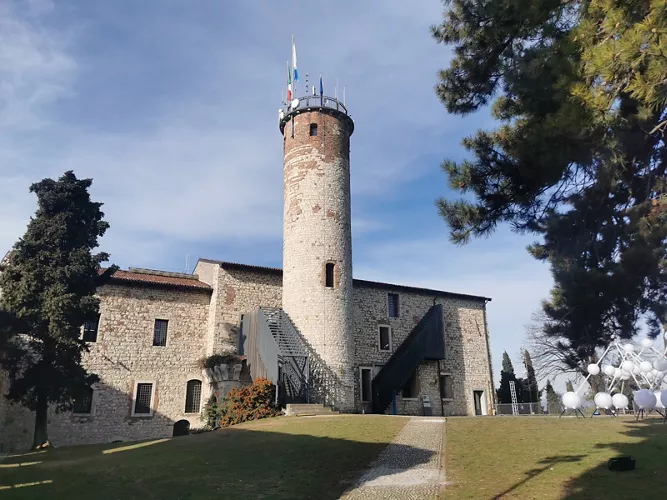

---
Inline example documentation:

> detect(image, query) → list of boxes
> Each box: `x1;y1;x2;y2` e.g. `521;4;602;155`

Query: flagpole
291;34;296;100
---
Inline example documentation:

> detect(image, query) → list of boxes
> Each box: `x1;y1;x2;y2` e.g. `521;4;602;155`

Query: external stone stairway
284;404;338;416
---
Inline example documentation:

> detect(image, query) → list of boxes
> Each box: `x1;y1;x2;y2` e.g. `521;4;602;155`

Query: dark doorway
473;391;484;416
173;419;190;437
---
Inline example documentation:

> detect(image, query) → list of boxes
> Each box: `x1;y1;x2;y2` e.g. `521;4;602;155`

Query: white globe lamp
594;392;613;409
661;390;667;408
654;359;667;372
621;360;634;371
641;338;654;348
634;389;657;410
640;361;653;373
562;391;581;409
587;364;600;376
623;344;635;354
612;393;629;409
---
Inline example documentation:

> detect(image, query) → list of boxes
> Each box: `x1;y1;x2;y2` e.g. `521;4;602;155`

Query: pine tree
522;349;539;403
501;351;514;374
497;351;522;403
432;0;667;374
544;380;562;414
0;171;117;448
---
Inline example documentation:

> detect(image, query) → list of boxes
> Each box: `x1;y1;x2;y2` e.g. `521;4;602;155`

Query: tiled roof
197;258;491;302
104;268;212;291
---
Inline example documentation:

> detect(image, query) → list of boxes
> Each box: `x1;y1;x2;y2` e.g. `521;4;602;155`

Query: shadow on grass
561;417;667;499
491;455;587;499
0;418;426;500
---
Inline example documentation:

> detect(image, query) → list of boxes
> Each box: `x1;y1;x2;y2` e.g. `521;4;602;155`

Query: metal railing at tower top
280;95;349;116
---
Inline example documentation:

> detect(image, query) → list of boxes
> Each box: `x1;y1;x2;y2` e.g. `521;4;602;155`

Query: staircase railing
371;304;445;414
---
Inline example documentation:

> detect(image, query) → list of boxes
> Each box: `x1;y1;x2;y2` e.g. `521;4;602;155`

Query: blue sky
0;0;554;388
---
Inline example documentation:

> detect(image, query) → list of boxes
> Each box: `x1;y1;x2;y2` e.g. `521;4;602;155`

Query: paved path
341;417;446;499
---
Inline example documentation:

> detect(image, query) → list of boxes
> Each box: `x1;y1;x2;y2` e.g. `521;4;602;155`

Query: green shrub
202;378;280;428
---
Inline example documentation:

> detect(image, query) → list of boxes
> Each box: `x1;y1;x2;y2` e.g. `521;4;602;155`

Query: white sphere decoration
654;392;665;409
640;361;653;373
594;392;613;409
587;364;600;376
614;367;623;378
661;390;667;408
621;360;634;371
645;371;655;381
641;338;654;348
632;364;641;375
562;391;582;409
623;344;635;354
620;371;632;380
603;365;616;377
634;389;657;410
654;359;667;372
612;393;629;409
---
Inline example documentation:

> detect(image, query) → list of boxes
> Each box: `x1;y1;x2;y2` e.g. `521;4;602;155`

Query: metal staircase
245;307;310;405
371;304;446;414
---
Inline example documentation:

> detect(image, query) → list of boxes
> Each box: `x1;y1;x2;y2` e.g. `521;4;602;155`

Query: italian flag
286;61;292;102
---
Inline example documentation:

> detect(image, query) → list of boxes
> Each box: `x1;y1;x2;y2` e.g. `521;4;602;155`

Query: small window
325;262;335;288
360;368;372;402
388;293;400;318
82;314;100;342
310;123;318;136
402;369;419;398
440;373;454;400
133;383;154;415
185;380;202;413
72;387;93;414
378;326;391;351
153;319;168;346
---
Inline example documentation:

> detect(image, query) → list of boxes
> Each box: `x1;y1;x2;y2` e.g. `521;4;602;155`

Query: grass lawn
0;415;407;500
442;415;667;499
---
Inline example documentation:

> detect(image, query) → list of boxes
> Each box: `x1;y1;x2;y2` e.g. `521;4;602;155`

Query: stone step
285;404;338;416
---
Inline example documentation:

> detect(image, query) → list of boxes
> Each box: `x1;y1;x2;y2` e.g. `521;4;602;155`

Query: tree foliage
432;0;667;372
521;348;539;403
501;351;514;374
0;171;117;448
543;380;562;414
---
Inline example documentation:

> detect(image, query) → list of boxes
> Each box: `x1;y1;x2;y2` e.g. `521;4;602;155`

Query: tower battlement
279;95;354;135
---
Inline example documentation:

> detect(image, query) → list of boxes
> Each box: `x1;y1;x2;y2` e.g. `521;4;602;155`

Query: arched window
185;379;202;413
309;123;318;136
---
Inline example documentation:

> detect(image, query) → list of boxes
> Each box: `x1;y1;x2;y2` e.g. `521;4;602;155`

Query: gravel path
341;417;446;499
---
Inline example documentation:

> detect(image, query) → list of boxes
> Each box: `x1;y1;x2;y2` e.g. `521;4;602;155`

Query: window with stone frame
378;325;391;351
387;293;400;318
185;379;202;413
133;383;154;415
402;368;420;398
360;368;372;402
440;373;454;400
82;314;100;342
72;387;93;414
153;319;168;346
325;262;335;288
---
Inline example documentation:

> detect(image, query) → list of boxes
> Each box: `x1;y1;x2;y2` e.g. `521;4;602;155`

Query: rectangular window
378;326;391;351
185;380;202;413
402;369;419;398
72;387;93;414
388;293;399;318
82;314;100;342
153;319;168;346
440;374;453;400
133;383;154;415
325;262;335;288
360;368;372;402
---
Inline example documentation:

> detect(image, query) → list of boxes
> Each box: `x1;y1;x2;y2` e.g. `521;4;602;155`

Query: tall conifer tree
432;0;667;372
0;171;117;448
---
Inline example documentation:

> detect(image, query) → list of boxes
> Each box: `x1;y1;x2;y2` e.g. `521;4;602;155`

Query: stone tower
279;95;355;411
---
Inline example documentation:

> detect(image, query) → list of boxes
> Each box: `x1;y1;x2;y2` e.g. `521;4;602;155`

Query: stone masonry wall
0;283;211;452
353;284;494;417
282;110;356;411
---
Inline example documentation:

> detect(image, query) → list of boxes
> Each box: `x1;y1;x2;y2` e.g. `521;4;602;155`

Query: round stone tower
279;95;355;411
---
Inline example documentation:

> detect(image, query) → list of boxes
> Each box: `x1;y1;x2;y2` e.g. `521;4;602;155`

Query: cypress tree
0;171;117;448
522;349;539;403
544;380;562;414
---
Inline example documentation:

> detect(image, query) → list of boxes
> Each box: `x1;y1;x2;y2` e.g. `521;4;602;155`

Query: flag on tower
286;61;292;102
319;74;323;96
292;37;299;82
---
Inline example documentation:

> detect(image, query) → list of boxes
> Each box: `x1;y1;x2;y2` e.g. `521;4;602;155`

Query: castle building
0;91;495;452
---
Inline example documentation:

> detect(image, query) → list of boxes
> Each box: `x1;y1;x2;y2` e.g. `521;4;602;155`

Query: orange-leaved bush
218;377;279;427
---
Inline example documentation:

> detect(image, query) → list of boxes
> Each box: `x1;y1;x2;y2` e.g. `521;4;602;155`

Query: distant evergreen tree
497;351;524;403
544;380;562;414
0;171;117;448
522;349;539;403
501;351;514;374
